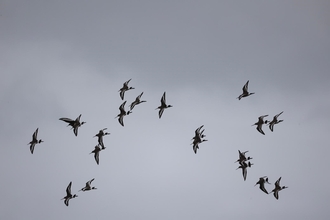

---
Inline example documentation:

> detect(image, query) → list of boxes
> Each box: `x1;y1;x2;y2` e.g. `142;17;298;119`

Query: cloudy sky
1;1;330;219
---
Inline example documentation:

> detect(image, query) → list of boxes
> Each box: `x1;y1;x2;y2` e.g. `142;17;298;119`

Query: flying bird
59;114;86;136
268;111;284;132
90;145;102;165
252;115;268;135
116;101;131;126
255;176;271;194
94;128;110;149
28;128;43;154
61;182;77;206
156;92;172;119
191;125;208;154
270;177;288;200
119;79;135;100
129;92;146;111
237;80;255;100
79;178;97;192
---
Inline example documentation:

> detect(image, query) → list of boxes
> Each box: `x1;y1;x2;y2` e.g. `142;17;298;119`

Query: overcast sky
1;1;330;219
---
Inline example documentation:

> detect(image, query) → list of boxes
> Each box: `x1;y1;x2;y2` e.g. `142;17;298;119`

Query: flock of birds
28;79;287;206
236;80;288;199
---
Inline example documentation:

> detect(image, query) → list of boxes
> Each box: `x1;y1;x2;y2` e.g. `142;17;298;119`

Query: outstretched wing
30;143;36;154
59;118;74;123
66;182;72;196
33;128;39;140
87;178;95;187
118;115;124;127
161;92;166;105
242;80;249;93
158;108;164;119
94;151;100;165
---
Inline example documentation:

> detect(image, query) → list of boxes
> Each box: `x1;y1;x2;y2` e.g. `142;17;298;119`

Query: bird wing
30;143;36;154
242;166;247;181
59;118;74;123
73;126;79;136
87;178;95;187
269;122;274;132
256;124;265;135
275;177;281;188
119;90;125;100
259;183;268;194
64;198;70;206
273;190;279;199
158;108;164;119
33;128;39;140
124;79;131;86
118;115;124;126
242;80;249;93
161;92;166;105
75;114;82;122
275;111;284;119
94;151;100;165
119;101;127;111
66;182;72;196
130;100;137;110
138;92;144;99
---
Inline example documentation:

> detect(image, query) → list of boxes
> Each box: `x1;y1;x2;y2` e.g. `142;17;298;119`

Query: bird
90;145;102;165
61;182;77;206
79;178;97;192
237;80;255;100
236;161;253;181
268;111;284;132
129;92;146;111
119;79;135;100
28;128;43;154
255;176;271;194
252;115;268;135
59;114;86;136
270;177;288;200
94;128;110;149
156;92;172;119
116;101;131;126
235;150;253;164
191;125;208;154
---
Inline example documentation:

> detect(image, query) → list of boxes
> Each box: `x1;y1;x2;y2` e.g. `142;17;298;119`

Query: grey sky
1;1;330;219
